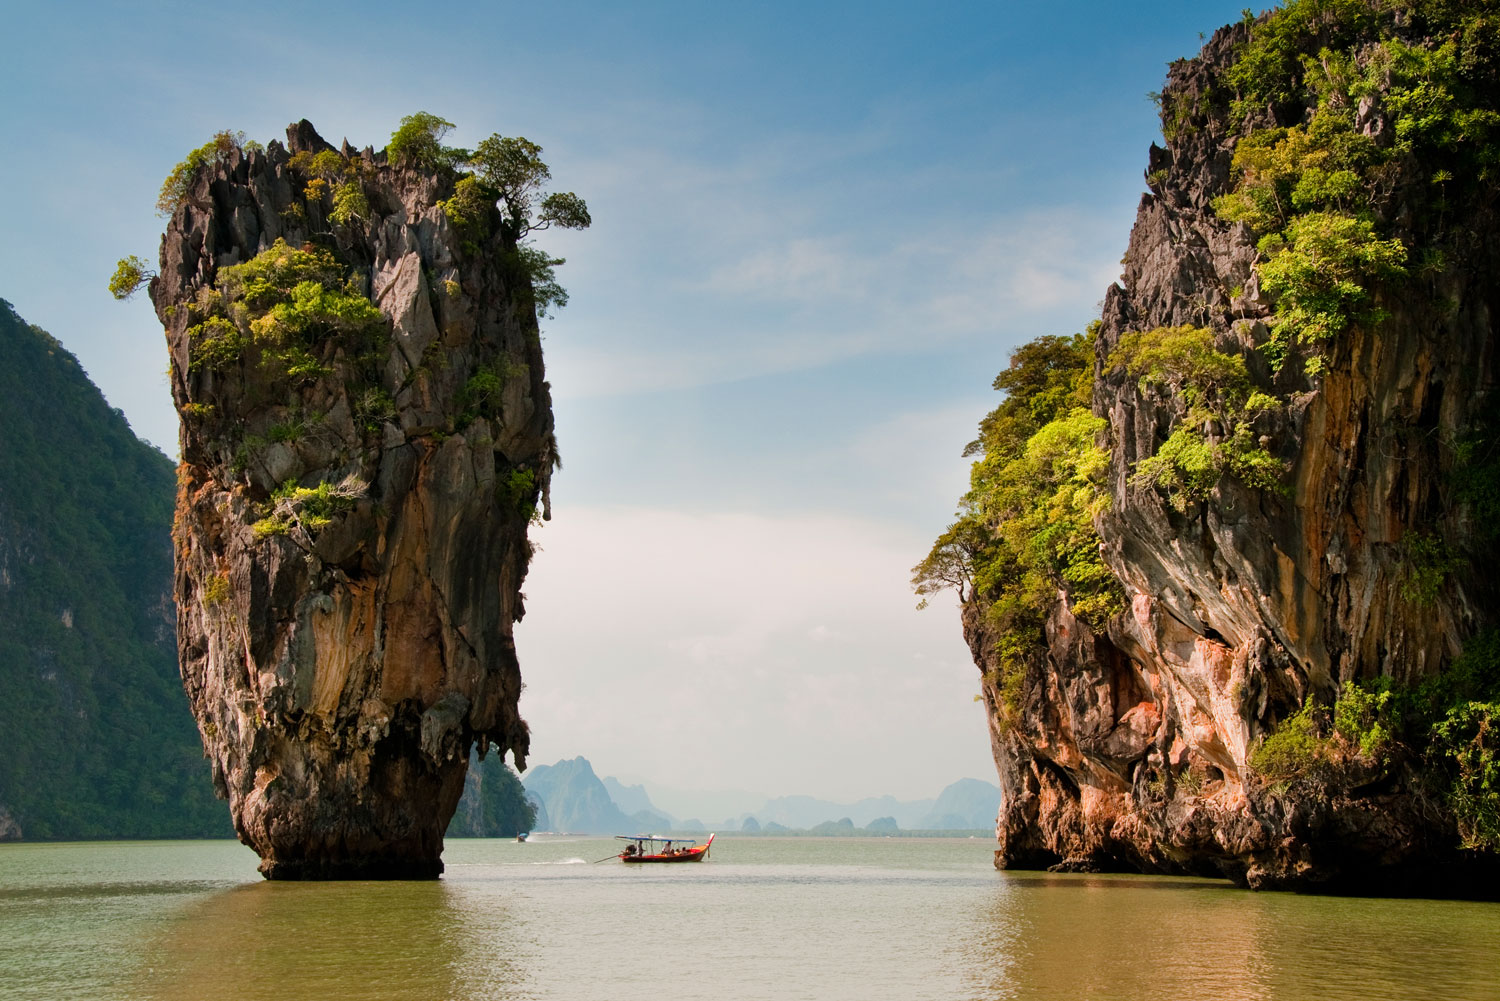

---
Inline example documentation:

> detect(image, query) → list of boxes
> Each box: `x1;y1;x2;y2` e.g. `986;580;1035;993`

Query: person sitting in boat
623;844;638;857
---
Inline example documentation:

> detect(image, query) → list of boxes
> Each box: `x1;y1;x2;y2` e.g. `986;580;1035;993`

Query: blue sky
2;0;1253;809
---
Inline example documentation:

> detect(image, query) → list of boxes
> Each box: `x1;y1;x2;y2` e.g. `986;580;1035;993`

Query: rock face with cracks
152;121;553;879
968;17;1500;894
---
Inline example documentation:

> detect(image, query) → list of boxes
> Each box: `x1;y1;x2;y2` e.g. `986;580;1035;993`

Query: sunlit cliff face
964;11;1500;894
157;121;554;878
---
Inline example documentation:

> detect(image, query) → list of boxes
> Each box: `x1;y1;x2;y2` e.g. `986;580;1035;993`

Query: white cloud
513;505;993;805
544;193;1124;402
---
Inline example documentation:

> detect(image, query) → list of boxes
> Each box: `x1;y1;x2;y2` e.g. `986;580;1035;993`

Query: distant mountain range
738;778;998;831
522;755;998;834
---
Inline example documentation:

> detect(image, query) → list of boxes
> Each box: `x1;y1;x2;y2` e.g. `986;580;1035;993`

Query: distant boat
517;833;528;842
612;833;714;863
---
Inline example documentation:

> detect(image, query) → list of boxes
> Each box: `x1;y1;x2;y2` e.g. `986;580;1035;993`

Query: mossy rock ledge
153;120;553;879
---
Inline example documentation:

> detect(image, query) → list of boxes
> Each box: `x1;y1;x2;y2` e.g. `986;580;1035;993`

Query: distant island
520;755;998;836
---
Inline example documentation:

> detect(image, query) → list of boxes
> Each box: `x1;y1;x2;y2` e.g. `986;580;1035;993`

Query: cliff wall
957;5;1500;893
151;121;555;878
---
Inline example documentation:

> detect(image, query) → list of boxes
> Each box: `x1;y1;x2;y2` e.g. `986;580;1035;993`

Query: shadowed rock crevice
152;120;553;879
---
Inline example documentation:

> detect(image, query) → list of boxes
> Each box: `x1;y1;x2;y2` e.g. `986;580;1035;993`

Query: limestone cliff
151;121;557;878
954;5;1500;893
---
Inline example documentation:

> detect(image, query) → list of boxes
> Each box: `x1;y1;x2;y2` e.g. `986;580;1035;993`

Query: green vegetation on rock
0;299;229;839
1252;632;1500;849
914;328;1123;723
1210;0;1500;377
186;238;386;384
447;750;538;838
1107;325;1285;508
156;130;246;216
390;111;590;309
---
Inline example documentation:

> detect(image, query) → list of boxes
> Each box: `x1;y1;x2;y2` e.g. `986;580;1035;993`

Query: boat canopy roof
615;834;698;844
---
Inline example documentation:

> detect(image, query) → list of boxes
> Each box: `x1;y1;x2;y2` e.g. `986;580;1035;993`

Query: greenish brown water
2;837;1498;1000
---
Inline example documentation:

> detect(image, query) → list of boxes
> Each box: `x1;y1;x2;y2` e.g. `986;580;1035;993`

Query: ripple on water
3;838;1499;1001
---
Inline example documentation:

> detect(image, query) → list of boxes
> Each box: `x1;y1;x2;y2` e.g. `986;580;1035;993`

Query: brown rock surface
969;22;1500;893
151;121;553;879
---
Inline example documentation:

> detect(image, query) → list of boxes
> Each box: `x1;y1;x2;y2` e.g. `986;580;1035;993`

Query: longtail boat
613;833;715;863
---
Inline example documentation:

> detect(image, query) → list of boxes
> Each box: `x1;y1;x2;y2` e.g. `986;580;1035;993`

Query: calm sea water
2;836;1499;1000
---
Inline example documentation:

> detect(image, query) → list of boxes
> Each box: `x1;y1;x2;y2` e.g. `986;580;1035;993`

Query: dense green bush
184;239;385;385
387;112;466;170
1251;700;1329;780
915;328;1123;724
1211;1;1500;377
1107;325;1285;507
1251;632;1500;849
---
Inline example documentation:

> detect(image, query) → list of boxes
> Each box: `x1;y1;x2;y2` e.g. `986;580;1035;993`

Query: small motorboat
612;833;714;863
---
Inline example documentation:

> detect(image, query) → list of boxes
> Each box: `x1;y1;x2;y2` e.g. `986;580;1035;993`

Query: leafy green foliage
286;150;374;228
916;328;1123;725
1108;325;1285;507
438;175;496;249
510;244;571;318
1254;680;1398;780
1252;632;1500;850
457;357;528;425
330;180;370;226
499;468;540;522
1251;701;1329;781
394;113;590;317
1369;35;1500;161
108;255;155;301
157;130;244;216
202;572;231;607
1211;109;1379;231
1433;700;1500;849
387;112;465;170
1213;2;1500;377
1255;211;1407;371
1400;530;1464;604
1332;678;1399;760
0;299;229;838
250;475;364;539
1224;0;1385;113
352;386;396;433
184;239;385;384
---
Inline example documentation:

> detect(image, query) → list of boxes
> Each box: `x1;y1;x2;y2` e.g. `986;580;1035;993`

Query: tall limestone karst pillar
152;121;557;878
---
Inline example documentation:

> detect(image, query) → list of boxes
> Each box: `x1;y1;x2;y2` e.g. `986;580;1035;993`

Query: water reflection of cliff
958;872;1500;1001
137;879;534;1001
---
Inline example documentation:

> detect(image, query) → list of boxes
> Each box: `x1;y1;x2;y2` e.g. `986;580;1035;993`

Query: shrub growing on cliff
1255;212;1407;374
108;255;155;301
184;239;385;385
1211;2;1500;378
1251;701;1330;783
915;327;1124;725
157;130;245;216
388;112;465;170
1434;700;1500;849
251;476;364;539
1107;325;1285;508
391;113;592;316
